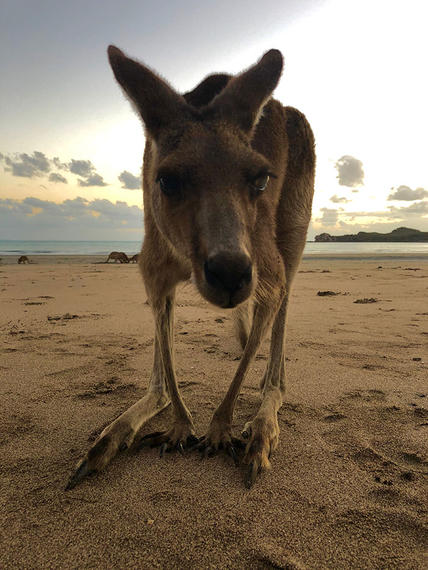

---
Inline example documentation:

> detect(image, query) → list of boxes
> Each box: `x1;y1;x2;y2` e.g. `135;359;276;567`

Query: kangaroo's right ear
107;45;188;138
206;49;283;134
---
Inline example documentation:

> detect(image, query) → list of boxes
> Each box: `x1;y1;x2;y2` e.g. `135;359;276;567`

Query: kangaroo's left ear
107;45;189;139
206;50;283;134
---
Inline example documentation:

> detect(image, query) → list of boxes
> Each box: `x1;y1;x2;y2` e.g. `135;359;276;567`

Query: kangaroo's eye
157;174;181;197
252;174;269;192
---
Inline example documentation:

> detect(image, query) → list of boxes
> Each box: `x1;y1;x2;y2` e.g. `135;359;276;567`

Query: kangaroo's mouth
193;251;254;309
198;280;253;309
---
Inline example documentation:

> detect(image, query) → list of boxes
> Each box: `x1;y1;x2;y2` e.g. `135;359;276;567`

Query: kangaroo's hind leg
66;238;191;489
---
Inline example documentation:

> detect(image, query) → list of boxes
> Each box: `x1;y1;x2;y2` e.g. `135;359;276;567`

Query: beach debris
354;297;378;304
412;357;422;361
317;290;339;296
18;255;30;264
48;313;80;321
8;326;27;335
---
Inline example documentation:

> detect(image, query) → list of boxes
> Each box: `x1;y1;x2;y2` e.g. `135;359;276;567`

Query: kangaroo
105;251;129;263
67;45;315;490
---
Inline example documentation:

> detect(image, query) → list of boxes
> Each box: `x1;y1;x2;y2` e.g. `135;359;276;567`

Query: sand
1;255;427;568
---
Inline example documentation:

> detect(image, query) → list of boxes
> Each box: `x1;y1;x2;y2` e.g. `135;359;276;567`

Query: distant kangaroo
67;45;315;490
105;251;129;263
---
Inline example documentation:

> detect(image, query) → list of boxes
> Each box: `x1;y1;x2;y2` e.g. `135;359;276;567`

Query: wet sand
1;256;427;568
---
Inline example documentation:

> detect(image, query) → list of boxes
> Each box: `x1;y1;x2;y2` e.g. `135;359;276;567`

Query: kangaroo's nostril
204;252;252;294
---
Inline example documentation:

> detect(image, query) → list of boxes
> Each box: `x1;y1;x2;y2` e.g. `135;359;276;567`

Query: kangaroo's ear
207;50;283;134
107;45;188;138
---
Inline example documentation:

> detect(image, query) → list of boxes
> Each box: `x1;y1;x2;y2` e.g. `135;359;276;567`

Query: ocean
0;240;143;256
1;240;428;256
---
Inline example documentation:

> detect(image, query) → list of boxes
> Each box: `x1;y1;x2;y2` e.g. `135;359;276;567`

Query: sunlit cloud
68;159;93;177
118;170;141;190
78;173;107;187
0;196;143;240
330;194;350;203
69;159;107;187
317;207;341;227
388;185;428;201
1;152;108;187
334;155;364;187
0;151;50;178
48;172;68;184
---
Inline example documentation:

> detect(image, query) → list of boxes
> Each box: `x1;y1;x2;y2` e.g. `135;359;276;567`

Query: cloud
68;159;93;177
48;172;68;184
317;207;340;227
0;196;143;240
389;200;428;215
334;155;364;187
330;194;350;203
0;151;51;178
388;185;428;201
78;173;107;187
52;157;68;171
69;158;107;187
344;201;428;219
118;170;141;190
1;152;107;186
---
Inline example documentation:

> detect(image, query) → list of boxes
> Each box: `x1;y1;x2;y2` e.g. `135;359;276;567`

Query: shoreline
1;252;428;265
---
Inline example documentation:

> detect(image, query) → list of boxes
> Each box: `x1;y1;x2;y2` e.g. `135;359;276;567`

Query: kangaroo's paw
242;414;280;488
66;392;170;490
138;420;197;457
195;417;245;466
66;419;137;490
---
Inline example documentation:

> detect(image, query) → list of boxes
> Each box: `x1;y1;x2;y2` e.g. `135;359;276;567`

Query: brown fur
105;251;129;263
67;46;315;490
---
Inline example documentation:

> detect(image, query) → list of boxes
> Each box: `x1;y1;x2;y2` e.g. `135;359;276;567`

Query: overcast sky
1;0;427;240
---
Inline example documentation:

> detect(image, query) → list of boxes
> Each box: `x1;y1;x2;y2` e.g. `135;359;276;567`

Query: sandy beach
1;255;427;568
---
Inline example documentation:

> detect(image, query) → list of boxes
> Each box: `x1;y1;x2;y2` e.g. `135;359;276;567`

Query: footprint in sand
320;389;428;510
76;379;137;400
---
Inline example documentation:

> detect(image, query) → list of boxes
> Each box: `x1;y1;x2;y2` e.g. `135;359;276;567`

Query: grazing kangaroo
67;45;315;490
105;251;129;263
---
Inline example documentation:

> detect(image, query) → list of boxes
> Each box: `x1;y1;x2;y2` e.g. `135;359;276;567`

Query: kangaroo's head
108;46;283;308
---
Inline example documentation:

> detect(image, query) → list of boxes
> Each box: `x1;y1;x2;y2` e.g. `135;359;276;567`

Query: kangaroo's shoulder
283;105;316;173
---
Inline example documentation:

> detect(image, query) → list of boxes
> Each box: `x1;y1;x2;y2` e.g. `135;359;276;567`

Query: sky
0;0;427;240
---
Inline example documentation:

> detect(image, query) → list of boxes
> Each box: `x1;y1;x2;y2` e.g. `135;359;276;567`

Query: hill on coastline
315;227;428;242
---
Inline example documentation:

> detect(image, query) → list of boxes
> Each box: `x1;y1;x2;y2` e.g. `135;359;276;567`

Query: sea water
0;240;427;256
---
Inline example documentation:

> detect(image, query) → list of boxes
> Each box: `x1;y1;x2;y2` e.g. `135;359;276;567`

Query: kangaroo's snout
204;251;252;299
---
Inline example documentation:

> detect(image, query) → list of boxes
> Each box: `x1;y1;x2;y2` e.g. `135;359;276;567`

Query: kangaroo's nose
204;252;252;294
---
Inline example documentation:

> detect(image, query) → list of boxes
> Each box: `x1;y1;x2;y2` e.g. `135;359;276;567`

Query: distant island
314;227;428;242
